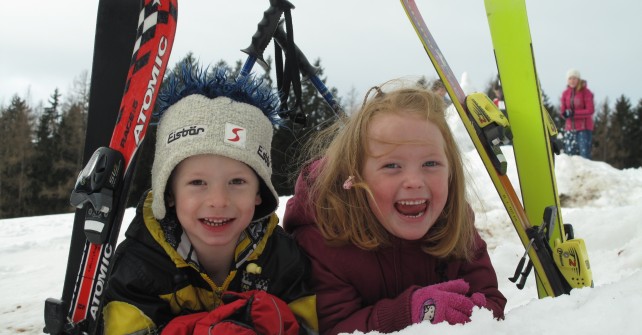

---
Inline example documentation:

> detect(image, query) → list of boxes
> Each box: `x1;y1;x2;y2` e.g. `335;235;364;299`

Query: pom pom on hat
566;69;581;80
151;64;281;221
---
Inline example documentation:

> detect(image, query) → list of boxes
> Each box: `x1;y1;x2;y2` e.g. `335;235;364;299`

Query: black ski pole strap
273;7;306;126
273;20;345;118
283;10;302;111
274;41;288;111
274;20;318;80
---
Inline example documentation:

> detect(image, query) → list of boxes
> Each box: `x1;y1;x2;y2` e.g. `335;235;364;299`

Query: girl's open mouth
395;200;428;218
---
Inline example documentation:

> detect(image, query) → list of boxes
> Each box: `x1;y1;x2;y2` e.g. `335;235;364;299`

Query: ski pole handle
240;0;294;78
273;20;344;116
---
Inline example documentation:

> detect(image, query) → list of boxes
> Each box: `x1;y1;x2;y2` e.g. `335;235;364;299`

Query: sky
2;106;642;333
1;0;641;111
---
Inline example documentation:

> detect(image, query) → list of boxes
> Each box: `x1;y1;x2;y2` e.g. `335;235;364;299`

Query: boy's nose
206;186;229;207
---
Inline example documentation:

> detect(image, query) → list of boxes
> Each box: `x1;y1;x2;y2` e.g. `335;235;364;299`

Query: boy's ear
166;191;175;208
255;192;262;206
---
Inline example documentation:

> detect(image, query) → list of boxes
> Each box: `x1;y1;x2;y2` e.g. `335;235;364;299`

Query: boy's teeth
202;218;231;227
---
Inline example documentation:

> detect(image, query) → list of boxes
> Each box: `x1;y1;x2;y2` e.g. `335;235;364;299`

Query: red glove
411;279;486;325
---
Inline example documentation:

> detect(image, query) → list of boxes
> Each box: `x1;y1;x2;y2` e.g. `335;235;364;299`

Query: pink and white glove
411;279;487;325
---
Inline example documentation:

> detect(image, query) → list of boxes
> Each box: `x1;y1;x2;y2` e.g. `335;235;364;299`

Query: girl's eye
383;163;400;169
423;161;438;167
230;178;246;185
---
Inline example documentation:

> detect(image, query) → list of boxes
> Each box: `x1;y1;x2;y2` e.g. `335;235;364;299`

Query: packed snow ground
1;110;641;334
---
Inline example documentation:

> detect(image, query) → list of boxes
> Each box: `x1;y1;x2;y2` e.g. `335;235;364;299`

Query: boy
102;64;317;334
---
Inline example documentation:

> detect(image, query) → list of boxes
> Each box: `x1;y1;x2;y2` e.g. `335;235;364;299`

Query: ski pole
509;238;534;283
239;0;294;79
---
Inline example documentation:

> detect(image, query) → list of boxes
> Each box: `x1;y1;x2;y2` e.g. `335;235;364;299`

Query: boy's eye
383;163;400;169
230;178;246;185
189;179;206;186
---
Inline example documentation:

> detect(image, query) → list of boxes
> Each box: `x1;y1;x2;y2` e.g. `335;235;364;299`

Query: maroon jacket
283;161;506;335
560;84;595;131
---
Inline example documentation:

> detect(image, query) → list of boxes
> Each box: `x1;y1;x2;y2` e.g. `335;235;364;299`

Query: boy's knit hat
566;69;581;80
151;65;281;221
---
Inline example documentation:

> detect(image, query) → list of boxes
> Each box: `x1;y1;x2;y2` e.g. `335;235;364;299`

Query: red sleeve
454;231;506;319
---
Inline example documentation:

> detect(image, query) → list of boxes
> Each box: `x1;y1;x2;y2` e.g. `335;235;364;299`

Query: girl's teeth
397;200;426;205
395;200;428;217
404;212;424;218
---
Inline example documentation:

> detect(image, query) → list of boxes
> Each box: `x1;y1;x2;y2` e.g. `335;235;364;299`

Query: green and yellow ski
484;0;592;297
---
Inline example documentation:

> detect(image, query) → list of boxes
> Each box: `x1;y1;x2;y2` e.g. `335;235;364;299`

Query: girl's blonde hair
306;84;476;261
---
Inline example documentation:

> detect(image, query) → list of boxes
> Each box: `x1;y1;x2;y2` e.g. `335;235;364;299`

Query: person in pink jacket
283;85;506;335
560;69;595;159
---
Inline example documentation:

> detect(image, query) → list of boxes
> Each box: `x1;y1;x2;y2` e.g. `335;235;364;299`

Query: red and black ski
44;1;177;334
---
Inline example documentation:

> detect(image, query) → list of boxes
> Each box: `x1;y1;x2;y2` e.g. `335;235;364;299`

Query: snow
2;110;642;334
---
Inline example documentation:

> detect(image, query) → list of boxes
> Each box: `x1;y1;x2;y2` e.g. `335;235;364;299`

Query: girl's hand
410;279;486;325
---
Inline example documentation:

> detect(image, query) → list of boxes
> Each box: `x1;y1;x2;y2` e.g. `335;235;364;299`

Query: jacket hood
283;160;323;234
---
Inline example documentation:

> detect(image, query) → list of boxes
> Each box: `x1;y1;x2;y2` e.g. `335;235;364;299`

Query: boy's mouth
394;200;428;218
201;218;232;227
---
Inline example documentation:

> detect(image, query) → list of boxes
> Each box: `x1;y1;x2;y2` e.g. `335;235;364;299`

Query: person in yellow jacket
102;63;317;334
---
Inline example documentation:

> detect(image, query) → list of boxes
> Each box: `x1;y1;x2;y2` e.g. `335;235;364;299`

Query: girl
283;85;506;334
560;68;595;159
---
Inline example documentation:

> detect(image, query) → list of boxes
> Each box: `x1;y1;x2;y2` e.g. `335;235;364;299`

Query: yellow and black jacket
102;192;317;334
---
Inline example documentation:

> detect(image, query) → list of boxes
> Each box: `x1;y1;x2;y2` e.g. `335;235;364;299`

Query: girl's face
362;111;450;241
169;154;261;251
567;76;579;88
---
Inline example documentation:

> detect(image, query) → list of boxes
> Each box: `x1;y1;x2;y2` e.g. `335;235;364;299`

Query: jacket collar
139;191;280;271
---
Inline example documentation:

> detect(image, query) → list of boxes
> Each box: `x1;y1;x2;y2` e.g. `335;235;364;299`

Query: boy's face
362;111;450;241
169;154;261;251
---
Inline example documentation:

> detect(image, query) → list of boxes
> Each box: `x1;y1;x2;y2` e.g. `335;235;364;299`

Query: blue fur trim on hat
154;63;281;126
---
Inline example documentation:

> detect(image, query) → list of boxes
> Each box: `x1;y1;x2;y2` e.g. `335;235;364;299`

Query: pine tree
65;70;91;113
30;89;63;214
610;95;633;169
591;99;612;163
0;96;34;218
342;86;361;116
622;97;642;168
54;102;87;213
542;91;561;130
630;99;642;168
